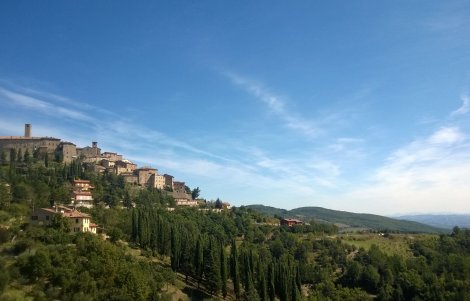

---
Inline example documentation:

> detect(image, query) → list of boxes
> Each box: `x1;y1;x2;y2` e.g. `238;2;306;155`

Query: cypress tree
131;208;139;242
23;149;30;163
220;243;228;298
230;239;241;300
16;149;22;163
258;268;268;301
268;263;275;301
170;226;180;271
194;235;204;287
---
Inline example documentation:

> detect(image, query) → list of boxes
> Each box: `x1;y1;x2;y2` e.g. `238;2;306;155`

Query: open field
338;233;438;257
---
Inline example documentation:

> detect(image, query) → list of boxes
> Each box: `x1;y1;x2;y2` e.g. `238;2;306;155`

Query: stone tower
24;124;32;137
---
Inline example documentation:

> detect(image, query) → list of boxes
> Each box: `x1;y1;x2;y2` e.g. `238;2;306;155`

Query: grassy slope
247;205;444;233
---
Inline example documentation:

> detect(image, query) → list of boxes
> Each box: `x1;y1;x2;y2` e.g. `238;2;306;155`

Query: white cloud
428;127;464;144
224;72;320;138
0;87;94;123
340;126;470;214
451;94;470;116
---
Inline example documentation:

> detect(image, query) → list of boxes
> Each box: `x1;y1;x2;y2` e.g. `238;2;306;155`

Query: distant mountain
397;214;470;230
246;205;444;233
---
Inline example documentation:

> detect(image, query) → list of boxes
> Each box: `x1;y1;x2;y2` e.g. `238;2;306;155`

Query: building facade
71;179;94;208
30;206;97;234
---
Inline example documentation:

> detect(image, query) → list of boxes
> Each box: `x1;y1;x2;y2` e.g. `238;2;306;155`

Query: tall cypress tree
170;226;181;271
207;238;222;295
131;208;139;242
220;243;228;298
194;235;204;287
268;263;275;301
230;239;241;300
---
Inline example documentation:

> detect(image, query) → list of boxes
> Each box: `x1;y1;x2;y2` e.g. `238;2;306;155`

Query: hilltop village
0;124;230;213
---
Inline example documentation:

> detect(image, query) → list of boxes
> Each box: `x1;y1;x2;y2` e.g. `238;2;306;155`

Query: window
46;216;49;220
76;218;79;223
31;216;38;220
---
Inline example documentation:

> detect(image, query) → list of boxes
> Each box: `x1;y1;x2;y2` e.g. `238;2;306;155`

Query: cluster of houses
0;124;237;233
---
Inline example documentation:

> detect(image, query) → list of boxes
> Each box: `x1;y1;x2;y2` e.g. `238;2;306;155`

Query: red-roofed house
30;206;97;234
280;218;304;227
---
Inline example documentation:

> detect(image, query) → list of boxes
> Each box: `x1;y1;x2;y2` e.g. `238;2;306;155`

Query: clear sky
1;1;470;215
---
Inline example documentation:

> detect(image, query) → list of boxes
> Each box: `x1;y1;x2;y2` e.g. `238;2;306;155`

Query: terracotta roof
72;179;91;183
72;191;92;196
40;207;90;218
62;210;90;218
282;218;304;223
89;223;98;227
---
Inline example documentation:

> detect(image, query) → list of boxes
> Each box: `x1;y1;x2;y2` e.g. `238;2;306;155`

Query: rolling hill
397;214;470;230
246;204;444;233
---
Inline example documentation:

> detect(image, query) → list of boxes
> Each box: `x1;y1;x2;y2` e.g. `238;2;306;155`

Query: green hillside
247;204;444;233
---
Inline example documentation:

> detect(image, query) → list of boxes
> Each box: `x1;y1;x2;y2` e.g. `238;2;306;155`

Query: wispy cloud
224;72;320;138
0;85;228;162
0;87;95;123
451;94;470;117
341;126;470;214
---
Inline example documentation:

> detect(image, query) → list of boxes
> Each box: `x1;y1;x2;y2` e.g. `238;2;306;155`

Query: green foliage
191;187;200;200
0;162;469;301
248;204;443;233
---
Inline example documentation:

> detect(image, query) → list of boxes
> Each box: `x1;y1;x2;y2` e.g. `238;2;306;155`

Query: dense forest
0;156;469;300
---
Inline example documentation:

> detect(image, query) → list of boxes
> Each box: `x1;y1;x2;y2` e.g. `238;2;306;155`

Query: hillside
247;204;443;233
397;214;470;229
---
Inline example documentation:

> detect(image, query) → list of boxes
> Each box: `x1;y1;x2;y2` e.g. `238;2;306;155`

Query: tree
0;150;6;165
191;187;200;200
50;214;72;233
9;149;16;163
220;243;228;298
16;149;23;163
0;182;11;209
230;239;241;299
23;149;31;163
194;236;204;287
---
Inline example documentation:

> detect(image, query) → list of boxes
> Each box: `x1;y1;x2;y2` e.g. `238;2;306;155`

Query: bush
0;228;9;244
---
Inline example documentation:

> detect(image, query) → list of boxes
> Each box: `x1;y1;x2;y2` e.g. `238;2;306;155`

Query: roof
136;167;156;171
0;136;60;141
39;206;90;218
72;179;91;183
281;218;304;223
72;191;92;196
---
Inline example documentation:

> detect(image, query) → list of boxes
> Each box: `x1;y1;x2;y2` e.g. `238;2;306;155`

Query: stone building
0;124;77;163
76;141;101;159
135;167;157;187
102;152;122;162
163;174;174;190
121;172;138;185
173;181;186;194
114;159;136;175
155;174;165;189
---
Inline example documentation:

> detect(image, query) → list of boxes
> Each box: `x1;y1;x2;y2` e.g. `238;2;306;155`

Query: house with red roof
30;205;97;234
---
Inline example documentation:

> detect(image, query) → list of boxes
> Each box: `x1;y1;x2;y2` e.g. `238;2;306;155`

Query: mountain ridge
397;214;470;230
246;204;444;233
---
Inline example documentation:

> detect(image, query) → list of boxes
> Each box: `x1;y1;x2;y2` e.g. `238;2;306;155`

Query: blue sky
1;1;470;214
